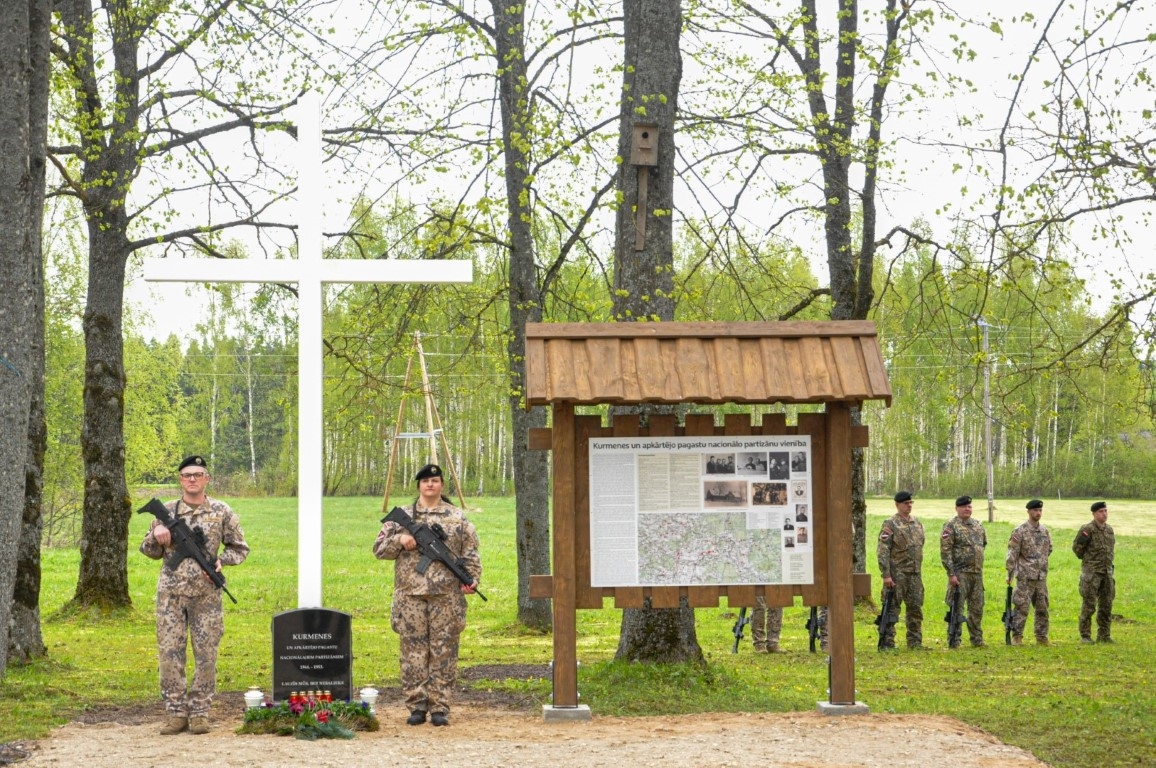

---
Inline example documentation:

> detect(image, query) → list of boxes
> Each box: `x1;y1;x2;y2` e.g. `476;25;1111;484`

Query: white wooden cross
143;92;472;608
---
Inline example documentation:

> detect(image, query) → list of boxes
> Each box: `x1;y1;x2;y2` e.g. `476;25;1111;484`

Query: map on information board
588;435;814;587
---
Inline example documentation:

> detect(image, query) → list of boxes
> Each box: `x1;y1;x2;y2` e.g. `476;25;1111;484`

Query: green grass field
2;495;1153;766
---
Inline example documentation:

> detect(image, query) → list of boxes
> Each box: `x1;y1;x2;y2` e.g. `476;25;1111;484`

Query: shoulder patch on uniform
941;529;952;539
879;530;891;542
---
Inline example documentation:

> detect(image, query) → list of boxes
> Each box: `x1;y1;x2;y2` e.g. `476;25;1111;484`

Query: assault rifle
383;506;486;601
1001;584;1015;645
944;585;965;647
731;606;750;654
874;587;898;650
805;606;820;653
137;497;236;603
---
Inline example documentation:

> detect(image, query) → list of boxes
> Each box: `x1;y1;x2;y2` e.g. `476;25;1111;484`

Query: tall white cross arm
143;92;473;609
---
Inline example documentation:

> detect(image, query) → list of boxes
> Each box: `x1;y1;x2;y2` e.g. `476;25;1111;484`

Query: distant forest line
40;221;1153;548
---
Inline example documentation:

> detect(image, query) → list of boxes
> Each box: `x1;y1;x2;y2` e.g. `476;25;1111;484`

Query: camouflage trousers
156;590;224;717
880;572;924;648
750;597;782;649
391;592;467;714
1011;577;1049;641
950;572;985;646
1078;571;1114;641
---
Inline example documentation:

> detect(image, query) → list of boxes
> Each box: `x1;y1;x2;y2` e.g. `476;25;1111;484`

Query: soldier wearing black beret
1073;501;1115;643
876;490;926;650
940;494;987;647
140;455;249;735
1005;499;1053;645
373;462;481;727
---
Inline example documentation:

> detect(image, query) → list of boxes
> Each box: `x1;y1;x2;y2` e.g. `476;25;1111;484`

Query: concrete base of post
816;700;870;715
542;704;592;722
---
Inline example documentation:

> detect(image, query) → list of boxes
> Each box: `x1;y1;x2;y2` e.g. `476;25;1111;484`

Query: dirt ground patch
4;665;1047;768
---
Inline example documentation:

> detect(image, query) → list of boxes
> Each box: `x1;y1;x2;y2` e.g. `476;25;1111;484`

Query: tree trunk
0;0;44;675
611;0;701;664
491;0;551;630
9;0;51;665
75;224;133;607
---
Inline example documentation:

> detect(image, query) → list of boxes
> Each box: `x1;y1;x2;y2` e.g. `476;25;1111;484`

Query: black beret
894;491;913;503
955;495;972;507
1091;501;1107;513
178;455;207;472
1026;499;1043;510
415;463;443;482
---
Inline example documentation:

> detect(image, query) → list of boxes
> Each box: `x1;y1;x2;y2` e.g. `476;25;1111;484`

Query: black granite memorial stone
271;608;353;703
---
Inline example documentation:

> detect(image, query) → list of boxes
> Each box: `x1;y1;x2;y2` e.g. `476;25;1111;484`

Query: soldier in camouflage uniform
877;491;927;650
940;495;987;648
139;456;249;736
1005;499;1053;645
750;597;785;653
374;463;481;727
1073;501;1116;643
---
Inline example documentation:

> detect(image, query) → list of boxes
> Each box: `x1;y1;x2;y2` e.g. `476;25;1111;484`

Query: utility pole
979;317;994;522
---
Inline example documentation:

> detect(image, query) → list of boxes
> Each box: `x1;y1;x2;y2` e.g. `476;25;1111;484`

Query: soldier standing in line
877;490;928;651
1073;501;1116;644
1006;499;1053;646
373;463;481;727
750;597;785;653
140;456;249;736
940;495;987;648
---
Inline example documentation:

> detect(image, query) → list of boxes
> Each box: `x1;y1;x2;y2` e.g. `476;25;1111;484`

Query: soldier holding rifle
876;491;927;650
139;456;249;736
940;495;987;648
374;463;482;727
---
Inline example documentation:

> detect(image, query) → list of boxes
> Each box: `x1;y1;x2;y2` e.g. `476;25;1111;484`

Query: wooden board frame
535;408;867;708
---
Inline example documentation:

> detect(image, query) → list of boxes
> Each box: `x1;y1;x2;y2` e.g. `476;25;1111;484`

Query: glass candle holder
244;686;264;709
358;686;379;714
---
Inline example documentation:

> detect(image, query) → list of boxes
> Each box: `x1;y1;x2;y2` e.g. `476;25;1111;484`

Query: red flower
317;710;330;724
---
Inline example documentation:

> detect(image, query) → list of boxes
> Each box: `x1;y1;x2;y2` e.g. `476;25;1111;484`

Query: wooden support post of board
548;403;580;709
824;402;862;710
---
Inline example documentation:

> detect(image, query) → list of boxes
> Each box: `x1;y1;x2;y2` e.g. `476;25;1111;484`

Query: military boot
159;716;188;735
188;716;211;735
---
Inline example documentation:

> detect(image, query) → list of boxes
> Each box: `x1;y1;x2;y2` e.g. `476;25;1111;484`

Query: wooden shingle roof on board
524;321;892;407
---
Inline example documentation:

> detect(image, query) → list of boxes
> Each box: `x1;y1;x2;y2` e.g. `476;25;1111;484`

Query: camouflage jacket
877;513;925;578
139;496;249;598
940;516;987;576
1006;520;1052;581
1073;520;1115;574
373;499;482;596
